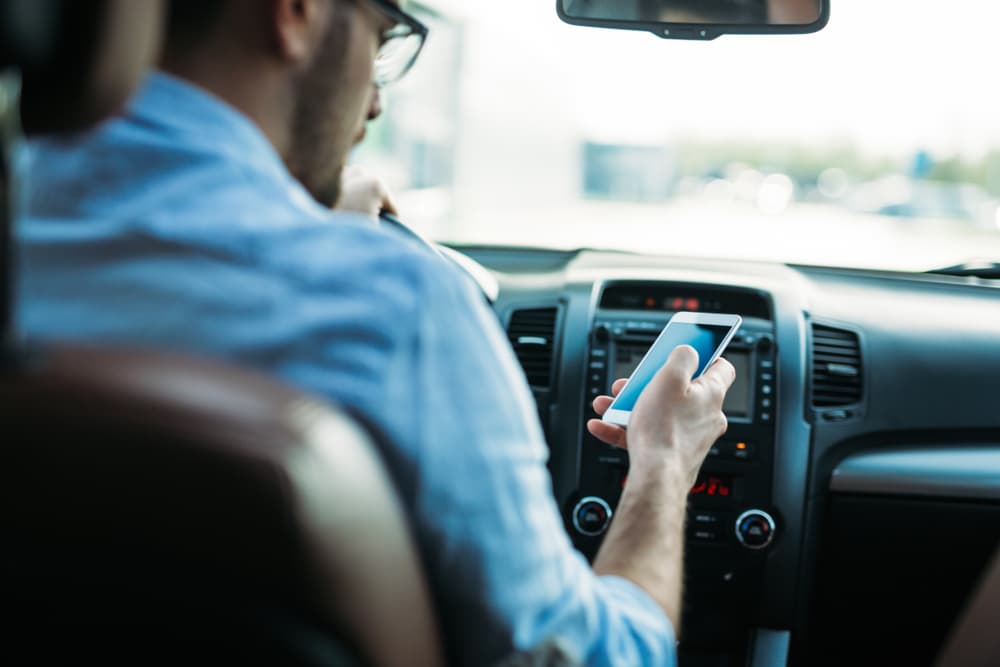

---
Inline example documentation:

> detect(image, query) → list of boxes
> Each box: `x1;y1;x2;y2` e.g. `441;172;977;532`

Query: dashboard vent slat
507;308;558;388
811;324;863;408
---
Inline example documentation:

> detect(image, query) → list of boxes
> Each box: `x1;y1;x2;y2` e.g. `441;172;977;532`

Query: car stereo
598;319;768;424
566;282;779;650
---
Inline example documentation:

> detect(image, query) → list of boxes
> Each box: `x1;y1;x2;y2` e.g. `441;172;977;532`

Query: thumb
634;344;698;414
662;345;699;386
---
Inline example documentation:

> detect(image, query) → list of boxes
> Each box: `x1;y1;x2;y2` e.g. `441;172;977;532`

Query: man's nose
367;87;383;121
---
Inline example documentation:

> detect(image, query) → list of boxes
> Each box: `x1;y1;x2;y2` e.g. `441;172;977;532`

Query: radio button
692;511;723;526
692;529;723;543
598;454;626;467
731;441;756;460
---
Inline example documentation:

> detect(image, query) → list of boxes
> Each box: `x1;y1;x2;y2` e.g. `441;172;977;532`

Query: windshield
353;0;1000;272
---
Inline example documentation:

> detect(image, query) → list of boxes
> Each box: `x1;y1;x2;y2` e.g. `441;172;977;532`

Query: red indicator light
645;297;656;308
690;475;733;498
671;297;684;310
685;298;700;311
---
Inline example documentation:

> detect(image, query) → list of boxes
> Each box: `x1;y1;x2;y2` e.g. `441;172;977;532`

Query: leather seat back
1;344;443;666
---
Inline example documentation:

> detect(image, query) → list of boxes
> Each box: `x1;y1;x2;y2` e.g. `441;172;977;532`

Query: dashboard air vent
507;308;558;388
812;324;863;407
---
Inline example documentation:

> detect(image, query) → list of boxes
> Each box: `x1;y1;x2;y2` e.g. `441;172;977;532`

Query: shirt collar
130;71;292;183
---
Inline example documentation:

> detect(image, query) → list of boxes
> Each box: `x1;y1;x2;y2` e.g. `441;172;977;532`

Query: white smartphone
602;311;743;428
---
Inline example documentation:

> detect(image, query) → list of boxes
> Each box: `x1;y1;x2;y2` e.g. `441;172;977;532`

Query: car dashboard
456;245;1000;667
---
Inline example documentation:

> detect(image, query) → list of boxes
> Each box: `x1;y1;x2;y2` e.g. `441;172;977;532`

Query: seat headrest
1;343;444;667
1;0;164;135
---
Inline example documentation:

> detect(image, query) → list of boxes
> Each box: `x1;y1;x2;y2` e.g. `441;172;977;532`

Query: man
565;0;768;24
18;1;735;665
565;0;819;25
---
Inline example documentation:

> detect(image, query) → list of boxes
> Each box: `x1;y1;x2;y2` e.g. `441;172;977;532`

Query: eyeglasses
365;0;429;88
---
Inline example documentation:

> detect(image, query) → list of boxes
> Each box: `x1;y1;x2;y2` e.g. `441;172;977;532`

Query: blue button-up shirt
18;72;675;666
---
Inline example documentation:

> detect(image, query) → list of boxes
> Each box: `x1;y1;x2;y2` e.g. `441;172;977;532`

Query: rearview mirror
557;0;829;40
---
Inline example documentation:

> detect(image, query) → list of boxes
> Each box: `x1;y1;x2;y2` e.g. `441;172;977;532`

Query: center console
566;281;779;656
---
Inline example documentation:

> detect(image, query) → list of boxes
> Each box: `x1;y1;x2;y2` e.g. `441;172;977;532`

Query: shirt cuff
597;574;678;659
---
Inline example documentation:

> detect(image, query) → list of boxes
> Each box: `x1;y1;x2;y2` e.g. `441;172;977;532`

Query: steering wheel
379;212;499;303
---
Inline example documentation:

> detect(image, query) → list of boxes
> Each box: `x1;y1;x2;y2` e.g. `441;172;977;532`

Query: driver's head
162;0;396;207
647;0;768;23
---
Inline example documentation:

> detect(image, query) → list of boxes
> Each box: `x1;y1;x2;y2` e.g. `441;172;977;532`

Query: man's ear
271;0;331;65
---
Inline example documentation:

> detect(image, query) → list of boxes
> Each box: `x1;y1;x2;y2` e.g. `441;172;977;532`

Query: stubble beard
287;13;352;209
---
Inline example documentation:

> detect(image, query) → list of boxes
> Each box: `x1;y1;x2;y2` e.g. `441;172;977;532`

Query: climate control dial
573;497;613;537
735;509;776;550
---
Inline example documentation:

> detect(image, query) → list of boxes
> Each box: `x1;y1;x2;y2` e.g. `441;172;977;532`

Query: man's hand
588;345;735;487
588;346;736;629
335;165;398;220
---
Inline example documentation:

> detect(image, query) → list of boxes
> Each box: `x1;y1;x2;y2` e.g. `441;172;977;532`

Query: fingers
591;378;630;415
379;191;399;216
592;394;614;416
373;177;397;216
699;357;736;397
336;166;396;219
587;419;627;449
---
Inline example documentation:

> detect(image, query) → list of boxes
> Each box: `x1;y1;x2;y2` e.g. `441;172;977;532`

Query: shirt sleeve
393;255;678;667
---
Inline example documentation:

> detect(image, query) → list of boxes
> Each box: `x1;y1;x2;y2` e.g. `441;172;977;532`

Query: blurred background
353;0;1000;271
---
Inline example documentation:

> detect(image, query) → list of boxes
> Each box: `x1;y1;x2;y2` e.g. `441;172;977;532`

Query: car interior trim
830;447;1000;501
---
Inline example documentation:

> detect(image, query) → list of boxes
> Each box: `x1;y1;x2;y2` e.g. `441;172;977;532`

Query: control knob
573;496;613;537
735;509;776;550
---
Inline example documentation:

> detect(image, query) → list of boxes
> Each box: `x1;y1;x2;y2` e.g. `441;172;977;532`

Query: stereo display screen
614;344;751;418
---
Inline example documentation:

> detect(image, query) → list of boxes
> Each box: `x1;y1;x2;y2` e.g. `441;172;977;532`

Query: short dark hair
165;0;228;53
